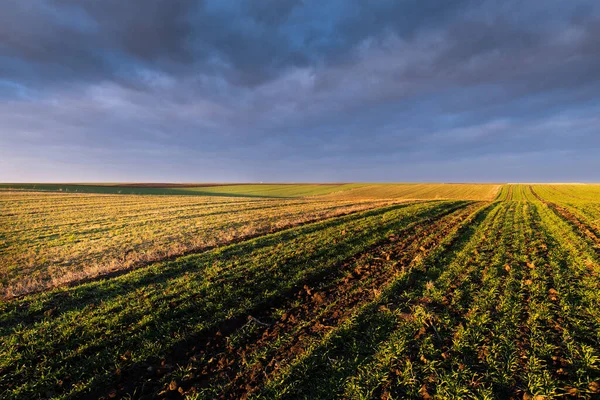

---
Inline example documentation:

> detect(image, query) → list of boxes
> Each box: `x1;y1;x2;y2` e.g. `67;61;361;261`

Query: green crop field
0;183;348;198
1;183;599;399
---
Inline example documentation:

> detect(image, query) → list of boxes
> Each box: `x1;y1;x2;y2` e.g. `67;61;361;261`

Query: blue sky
1;0;599;182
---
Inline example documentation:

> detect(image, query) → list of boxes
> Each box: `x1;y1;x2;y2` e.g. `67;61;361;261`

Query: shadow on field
0;184;284;198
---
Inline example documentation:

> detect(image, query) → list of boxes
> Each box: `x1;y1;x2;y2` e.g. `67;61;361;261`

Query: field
1;183;599;399
0;183;501;199
0;184;350;197
0;192;394;297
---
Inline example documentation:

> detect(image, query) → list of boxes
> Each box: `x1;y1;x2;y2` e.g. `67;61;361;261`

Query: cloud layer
1;0;599;182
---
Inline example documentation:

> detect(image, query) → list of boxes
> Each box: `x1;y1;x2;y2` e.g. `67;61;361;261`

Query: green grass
2;184;600;399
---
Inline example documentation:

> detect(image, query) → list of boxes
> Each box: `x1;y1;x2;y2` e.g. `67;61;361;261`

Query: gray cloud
1;0;599;182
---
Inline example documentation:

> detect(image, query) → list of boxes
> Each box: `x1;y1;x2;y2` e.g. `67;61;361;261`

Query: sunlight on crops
1;184;599;399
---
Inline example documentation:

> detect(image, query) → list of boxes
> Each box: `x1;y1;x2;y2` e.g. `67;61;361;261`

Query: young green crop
532;184;600;239
257;203;501;399
0;200;462;399
257;198;600;399
184;202;484;399
3;183;600;399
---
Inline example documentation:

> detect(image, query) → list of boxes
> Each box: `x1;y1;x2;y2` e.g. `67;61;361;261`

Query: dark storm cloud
0;0;475;87
1;0;599;182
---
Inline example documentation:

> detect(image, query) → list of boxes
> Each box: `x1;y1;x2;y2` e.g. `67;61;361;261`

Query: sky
1;0;599;183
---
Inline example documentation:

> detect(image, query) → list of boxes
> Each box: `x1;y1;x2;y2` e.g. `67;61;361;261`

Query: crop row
251;200;600;399
0;200;464;399
258;201;507;398
163;202;485;399
531;185;600;244
495;184;534;201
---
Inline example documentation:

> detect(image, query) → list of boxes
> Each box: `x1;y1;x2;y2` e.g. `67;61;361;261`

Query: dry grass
0;191;395;297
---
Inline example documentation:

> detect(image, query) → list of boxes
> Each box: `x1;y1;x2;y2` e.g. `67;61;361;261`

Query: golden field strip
321;183;502;201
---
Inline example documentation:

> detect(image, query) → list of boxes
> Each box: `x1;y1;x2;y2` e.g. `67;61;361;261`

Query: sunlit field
1;183;599;399
0;191;394;297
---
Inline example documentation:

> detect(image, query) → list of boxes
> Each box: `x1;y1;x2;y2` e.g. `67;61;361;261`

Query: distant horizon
2;181;599;185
